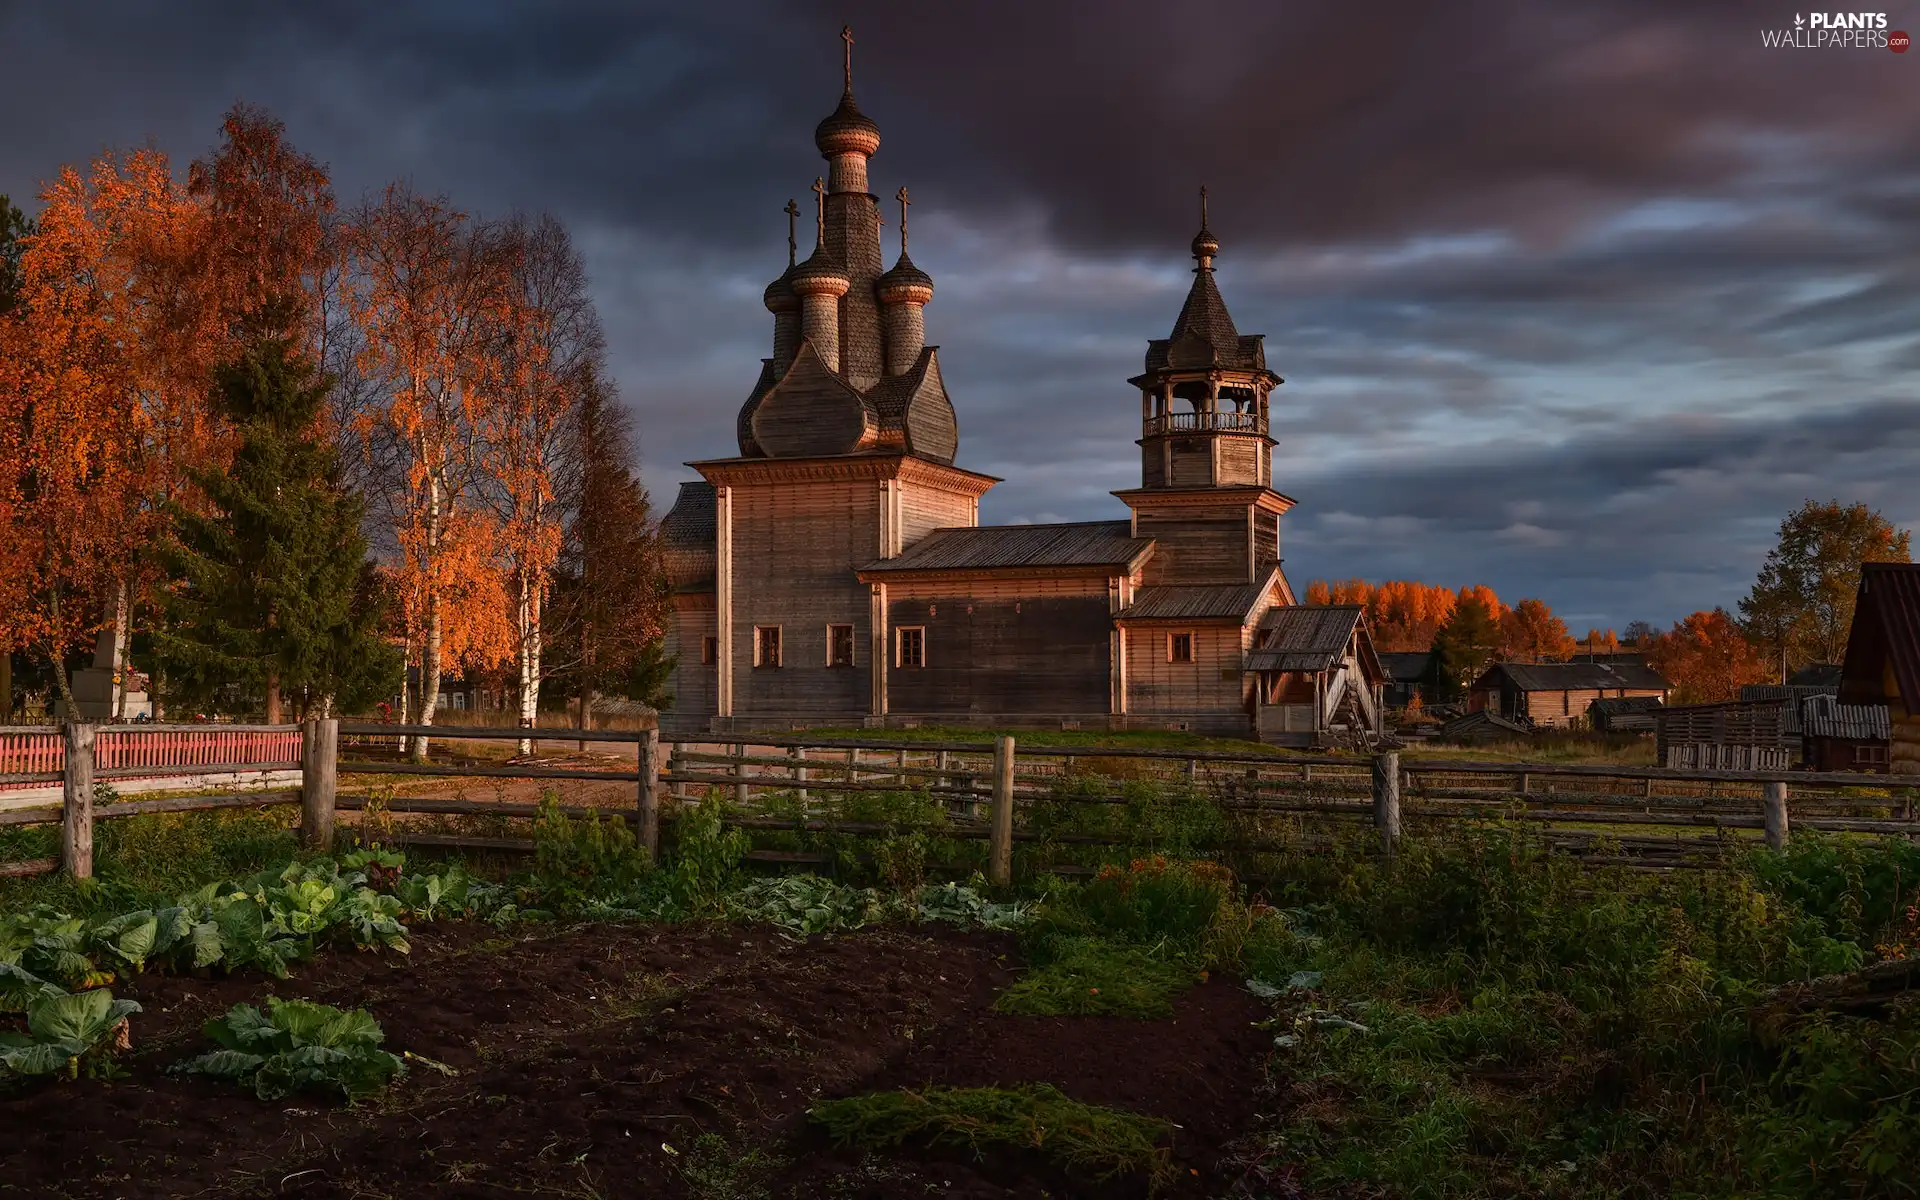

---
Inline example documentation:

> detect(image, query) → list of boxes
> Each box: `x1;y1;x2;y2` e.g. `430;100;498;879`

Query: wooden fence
5;722;1919;883
0;725;303;807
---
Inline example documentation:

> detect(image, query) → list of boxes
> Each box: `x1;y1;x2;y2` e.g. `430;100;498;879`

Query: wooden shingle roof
1378;652;1434;683
1245;605;1369;673
1120;582;1270;621
1476;661;1669;693
859;521;1153;575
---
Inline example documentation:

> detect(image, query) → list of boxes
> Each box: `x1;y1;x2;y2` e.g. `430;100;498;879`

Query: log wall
882;577;1114;715
728;478;880;721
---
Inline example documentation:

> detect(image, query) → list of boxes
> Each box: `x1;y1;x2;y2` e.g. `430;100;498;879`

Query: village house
1838;562;1920;775
1466;661;1669;729
659;45;1384;746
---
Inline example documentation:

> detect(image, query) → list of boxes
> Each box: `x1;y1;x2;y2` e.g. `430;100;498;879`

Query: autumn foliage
1303;579;1575;664
0;104;665;726
1643;609;1774;705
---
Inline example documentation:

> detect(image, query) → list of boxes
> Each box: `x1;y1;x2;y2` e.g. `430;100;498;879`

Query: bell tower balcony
1143;409;1268;437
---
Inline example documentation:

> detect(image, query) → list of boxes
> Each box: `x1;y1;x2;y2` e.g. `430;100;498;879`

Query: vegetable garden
5;731;1920;1198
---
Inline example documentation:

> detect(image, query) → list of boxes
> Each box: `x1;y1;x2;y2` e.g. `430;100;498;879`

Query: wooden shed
1588;695;1663;734
1838;562;1920;775
1468;661;1670;729
1654;701;1791;770
1798;694;1891;773
1243;604;1385;748
1378;652;1435;709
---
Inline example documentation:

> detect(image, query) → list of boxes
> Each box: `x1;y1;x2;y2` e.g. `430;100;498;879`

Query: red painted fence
0;726;303;791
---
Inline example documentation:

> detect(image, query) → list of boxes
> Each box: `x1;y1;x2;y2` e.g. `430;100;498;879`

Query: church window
701;637;717;665
755;626;782;668
898;626;926;668
828;624;855;667
1169;632;1195;664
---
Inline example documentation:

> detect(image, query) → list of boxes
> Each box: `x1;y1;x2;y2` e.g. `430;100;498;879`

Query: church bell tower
1114;190;1295;587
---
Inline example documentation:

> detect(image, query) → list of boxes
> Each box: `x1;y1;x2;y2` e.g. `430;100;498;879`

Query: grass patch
676;1131;782;1200
810;1083;1174;1187
0;807;301;916
995;938;1201;1018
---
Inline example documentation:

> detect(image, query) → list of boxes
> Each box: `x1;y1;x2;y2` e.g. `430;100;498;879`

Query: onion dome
1191;224;1220;263
790;247;851;296
763;266;799;312
815;90;881;158
876;253;934;305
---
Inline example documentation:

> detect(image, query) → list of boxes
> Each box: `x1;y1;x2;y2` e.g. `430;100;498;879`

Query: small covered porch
1245;605;1386;749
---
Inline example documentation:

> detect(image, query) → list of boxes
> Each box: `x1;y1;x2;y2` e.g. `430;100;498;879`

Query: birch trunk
419;589;442;762
515;573;541;755
398;644;412;754
414;472;444;762
46;584;80;721
111;581;130;720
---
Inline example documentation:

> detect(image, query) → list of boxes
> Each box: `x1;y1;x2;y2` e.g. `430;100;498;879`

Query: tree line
1307;499;1912;707
0;105;669;753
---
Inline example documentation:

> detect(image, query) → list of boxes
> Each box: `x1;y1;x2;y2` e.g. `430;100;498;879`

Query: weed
995;938;1200;1018
677;1132;781;1200
810;1084;1175;1187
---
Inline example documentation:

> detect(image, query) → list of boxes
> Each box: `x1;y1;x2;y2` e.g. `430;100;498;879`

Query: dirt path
0;922;1271;1199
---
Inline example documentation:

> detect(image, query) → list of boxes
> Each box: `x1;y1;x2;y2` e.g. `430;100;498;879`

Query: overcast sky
4;0;1917;631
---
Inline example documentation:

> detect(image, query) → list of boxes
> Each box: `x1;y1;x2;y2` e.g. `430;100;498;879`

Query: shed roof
1244;605;1380;677
1378;652;1434;682
1438;709;1531;739
1474;661;1669;693
1841;563;1920;709
1120;581;1270;621
1589;695;1666;716
1800;697;1891;741
1740;684;1839;704
858;521;1153;575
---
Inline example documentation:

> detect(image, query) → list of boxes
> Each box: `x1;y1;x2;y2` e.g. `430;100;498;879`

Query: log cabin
1838;562;1920;775
658;46;1383;747
1466;661;1669;729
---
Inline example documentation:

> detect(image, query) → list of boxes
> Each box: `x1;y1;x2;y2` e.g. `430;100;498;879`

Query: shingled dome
762;266;799;312
815;91;881;157
877;252;933;300
789;247;851;293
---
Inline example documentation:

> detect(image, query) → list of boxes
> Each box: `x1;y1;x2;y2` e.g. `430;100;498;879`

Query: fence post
791;745;809;804
1371;750;1401;856
989;735;1016;887
896;746;908;788
637;728;660;863
301;718;338;852
61;722;96;879
734;742;748;805
1763;779;1790;852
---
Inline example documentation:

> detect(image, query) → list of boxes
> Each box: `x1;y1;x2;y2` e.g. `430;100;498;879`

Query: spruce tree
1429;593;1503;700
154;329;399;719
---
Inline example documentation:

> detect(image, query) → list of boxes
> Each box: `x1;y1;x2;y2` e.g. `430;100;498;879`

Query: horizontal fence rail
4;723;1918;884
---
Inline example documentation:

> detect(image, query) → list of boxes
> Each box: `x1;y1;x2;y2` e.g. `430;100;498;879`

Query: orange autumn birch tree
346;186;514;756
482;214;599;753
0;152;186;715
1499;598;1577;662
1645;609;1772;704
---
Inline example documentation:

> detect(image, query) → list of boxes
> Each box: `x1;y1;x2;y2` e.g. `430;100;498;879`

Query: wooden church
661;39;1384;747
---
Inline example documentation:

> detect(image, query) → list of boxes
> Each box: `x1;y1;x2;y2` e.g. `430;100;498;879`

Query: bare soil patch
0;922;1269;1199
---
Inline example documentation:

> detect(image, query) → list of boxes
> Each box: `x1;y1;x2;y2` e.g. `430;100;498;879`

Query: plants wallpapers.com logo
1763;11;1910;48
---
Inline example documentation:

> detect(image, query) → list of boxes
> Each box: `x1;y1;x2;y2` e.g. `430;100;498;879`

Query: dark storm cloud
3;0;1917;629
